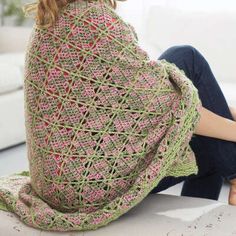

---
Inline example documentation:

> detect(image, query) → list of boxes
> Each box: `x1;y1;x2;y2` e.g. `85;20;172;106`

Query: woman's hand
229;105;236;121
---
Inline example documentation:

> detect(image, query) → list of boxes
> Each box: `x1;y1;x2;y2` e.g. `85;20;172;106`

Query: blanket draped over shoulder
0;0;202;231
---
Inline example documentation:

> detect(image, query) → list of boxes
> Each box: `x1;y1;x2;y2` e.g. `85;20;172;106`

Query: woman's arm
194;105;236;142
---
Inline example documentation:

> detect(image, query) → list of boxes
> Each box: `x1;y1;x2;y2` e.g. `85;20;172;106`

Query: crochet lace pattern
0;0;202;232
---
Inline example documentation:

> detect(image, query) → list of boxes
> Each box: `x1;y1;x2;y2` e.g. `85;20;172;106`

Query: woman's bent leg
149;45;236;200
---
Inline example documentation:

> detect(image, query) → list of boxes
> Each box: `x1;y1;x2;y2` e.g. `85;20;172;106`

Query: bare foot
228;107;236;205
228;178;236;205
229;186;236;205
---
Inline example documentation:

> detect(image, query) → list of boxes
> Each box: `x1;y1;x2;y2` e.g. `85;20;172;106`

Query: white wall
116;0;144;36
116;0;236;83
164;0;236;12
116;0;236;35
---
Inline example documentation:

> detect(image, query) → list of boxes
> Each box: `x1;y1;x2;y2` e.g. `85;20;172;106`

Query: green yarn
0;200;8;212
15;171;30;177
0;0;203;231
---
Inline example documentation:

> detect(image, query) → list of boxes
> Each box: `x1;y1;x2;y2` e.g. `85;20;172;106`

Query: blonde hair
23;0;125;29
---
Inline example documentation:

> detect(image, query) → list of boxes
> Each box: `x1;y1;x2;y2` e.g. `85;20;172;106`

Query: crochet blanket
0;0;202;232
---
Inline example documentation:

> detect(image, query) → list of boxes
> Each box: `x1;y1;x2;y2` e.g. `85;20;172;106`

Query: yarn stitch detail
0;0;202;231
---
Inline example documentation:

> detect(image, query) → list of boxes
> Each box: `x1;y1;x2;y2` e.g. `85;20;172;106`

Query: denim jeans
148;45;236;200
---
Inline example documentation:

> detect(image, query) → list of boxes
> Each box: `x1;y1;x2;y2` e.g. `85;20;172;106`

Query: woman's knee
159;45;196;60
158;45;198;79
159;45;208;82
169;45;196;54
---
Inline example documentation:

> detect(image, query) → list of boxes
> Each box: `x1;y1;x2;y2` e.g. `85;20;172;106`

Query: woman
0;0;236;232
